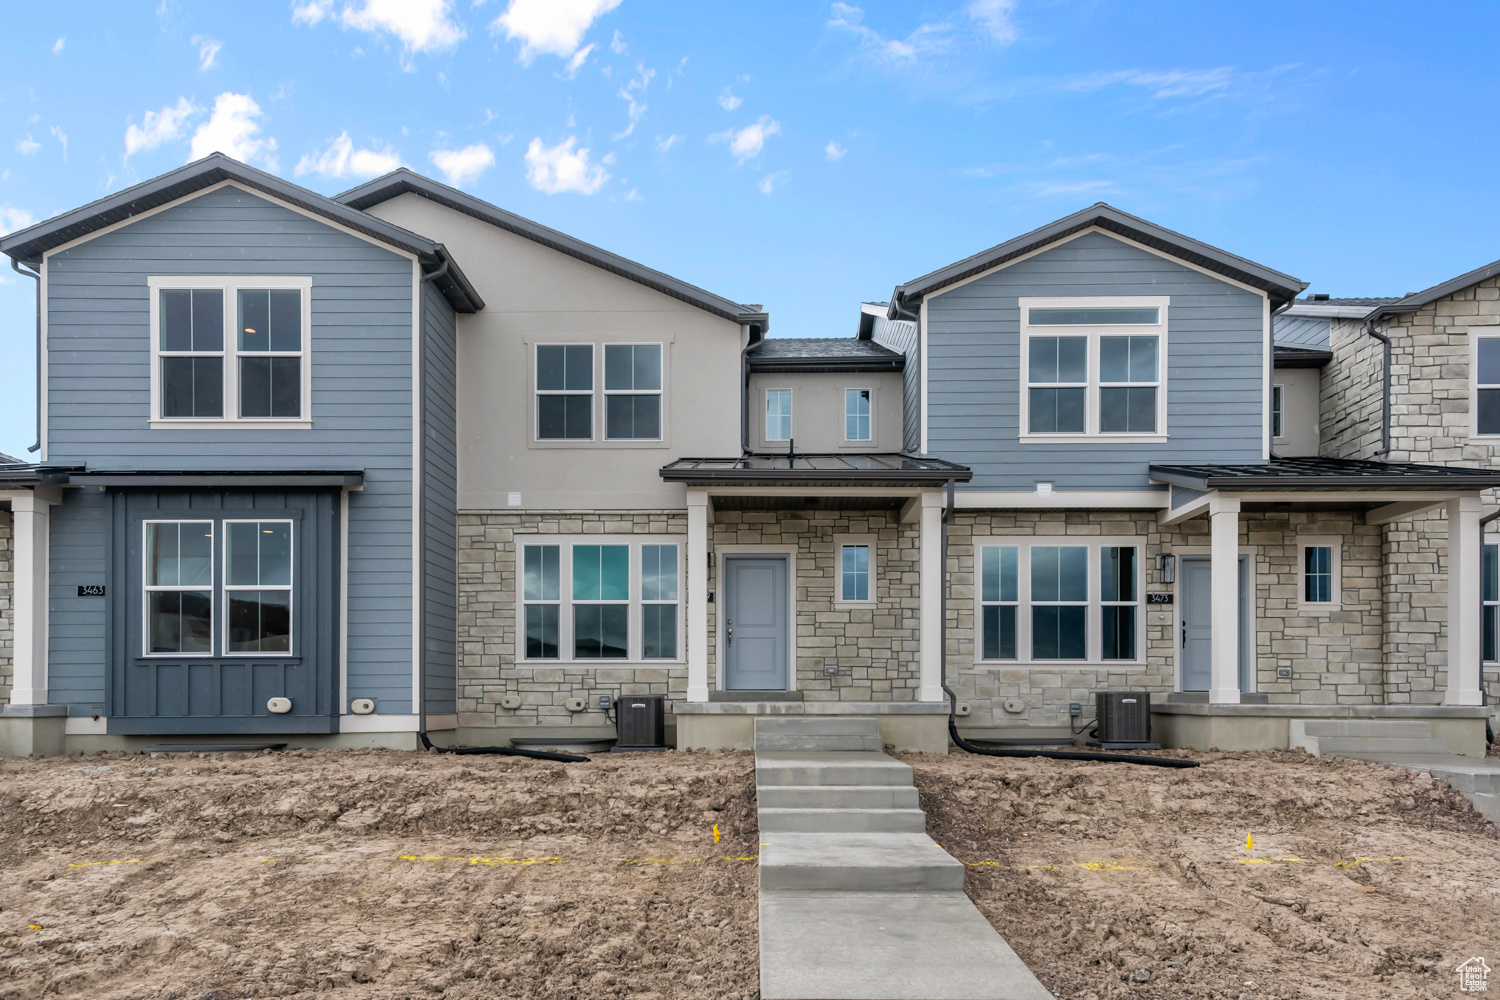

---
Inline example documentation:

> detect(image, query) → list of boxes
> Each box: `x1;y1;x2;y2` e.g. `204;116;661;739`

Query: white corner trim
411;258;422;713
919;297;929;454
339;486;351;715
39;258;48;461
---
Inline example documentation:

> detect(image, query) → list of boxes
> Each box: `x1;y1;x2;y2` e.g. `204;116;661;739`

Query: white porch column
918;491;944;702
9;493;52;707
1446;495;1484;706
685;489;710;703
1209;495;1241;705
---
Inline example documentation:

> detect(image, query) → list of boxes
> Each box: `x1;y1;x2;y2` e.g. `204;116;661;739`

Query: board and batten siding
924;231;1266;490
43;185;418;714
47;489;110;715
421;279;458;716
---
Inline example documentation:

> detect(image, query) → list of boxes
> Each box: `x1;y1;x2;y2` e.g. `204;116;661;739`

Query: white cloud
296;131;403;179
709;115;780;164
189;92;278;168
758;170;790;196
0;205;36;236
16;135;40;155
613;64;655;139
51;37;65;55
828;2;953;63
1056;67;1234;99
524;136;610;194
429;142;495;186
341;0;466;54
717;88;743;111
194;35;223;70
624;187;642;201
966;0;1018;44
655;133;683;153
50;126;68;161
562;42;595;78
825;141;847;161
291;0;332;24
492;0;621;64
124;97;199;158
609;29;627;54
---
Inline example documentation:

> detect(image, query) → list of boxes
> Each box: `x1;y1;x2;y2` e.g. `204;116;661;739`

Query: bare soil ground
3;747;1497;1000
907;749;1500;1000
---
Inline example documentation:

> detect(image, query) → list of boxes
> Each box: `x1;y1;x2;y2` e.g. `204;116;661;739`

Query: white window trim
971;535;1145;667
147;275;313;430
1271;383;1284;440
1485;541;1499;665
841;387;874;445
533;342;596;443
603;342;665;442
1017;295;1169;444
1298;535;1341;610
514;535;684;666
1471;331;1500;439
832;534;877;607
765;387;793;442
221;519;295;658
141;519;216;659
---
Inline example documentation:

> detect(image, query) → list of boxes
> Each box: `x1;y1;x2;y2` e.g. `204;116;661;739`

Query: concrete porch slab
759;890;1053;1000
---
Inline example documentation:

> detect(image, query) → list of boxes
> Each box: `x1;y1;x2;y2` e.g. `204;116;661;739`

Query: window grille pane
161;289;194;351
191;290;223;351
1100;336;1157;383
525;604;559;658
1032;605;1086;659
563;345;593;390
1488;606;1499;664
1479;338;1500;385
766;390;791;441
1101;606;1135;660
538;394;592;439
604;344;661;391
149;590;213;654
643;604;677;659
227;590;292;653
523;545;559;601
1028;336;1086;383
536;345;567;391
1272;385;1283;438
1032;546;1087;602
226;522;291;587
845;390;871;441
1029;307;1158;325
1304;546;1332;603
1099;387;1156;433
982;605;1016;660
1101;546;1136;602
1479;389;1500;435
162;357;223;418
606;394;660;439
1028;387;1085;433
574;604;628;658
641;545;678;601
268;290;301;352
1485;544;1498;604
634;344;662;390
240;357;301;418
238;290;270;352
841;545;869;601
146;522;213;587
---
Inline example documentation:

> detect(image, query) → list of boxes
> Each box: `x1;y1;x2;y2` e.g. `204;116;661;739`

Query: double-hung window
536;344;594;440
224;521;293;653
766;389;792;442
604;344;663;440
975;539;1142;664
518;538;682;662
150;277;311;426
1020;298;1167;441
1485;543;1499;663
144;521;215;655
1271;384;1285;440
1475;335;1500;436
844;389;872;442
834;535;876;605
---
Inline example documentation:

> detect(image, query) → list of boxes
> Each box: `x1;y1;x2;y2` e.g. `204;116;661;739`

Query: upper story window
844;389;872;442
604;344;662;440
766;389;792;442
536;344;594;440
1272;384;1284;439
1019;297;1167;443
1474;336;1500;436
150;277;311;428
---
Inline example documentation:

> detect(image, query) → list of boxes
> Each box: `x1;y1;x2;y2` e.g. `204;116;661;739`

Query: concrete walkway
754;717;1052;1000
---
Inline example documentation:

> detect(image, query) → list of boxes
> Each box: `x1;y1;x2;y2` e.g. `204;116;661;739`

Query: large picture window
604;344;663;440
536;344;594;440
976;539;1142;664
1019;297;1167;441
144;521;215;655
150;277;311;427
518;538;682;662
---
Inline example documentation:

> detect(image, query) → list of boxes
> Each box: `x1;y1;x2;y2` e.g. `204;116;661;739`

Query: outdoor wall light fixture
1159;554;1176;585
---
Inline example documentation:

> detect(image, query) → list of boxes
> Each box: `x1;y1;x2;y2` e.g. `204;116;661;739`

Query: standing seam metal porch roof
1149;457;1500;491
661;453;971;487
0;153;483;313
890;202;1306;316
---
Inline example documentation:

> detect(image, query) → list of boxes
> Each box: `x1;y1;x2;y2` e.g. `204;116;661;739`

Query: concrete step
758;832;965;892
1296;719;1434;739
758;784;921;809
1315;736;1451;755
755;716;881;737
759;807;929;834
756;751;914;787
755;733;885;752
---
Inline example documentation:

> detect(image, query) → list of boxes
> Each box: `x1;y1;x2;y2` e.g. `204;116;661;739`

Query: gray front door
724;556;789;691
1179;555;1251;693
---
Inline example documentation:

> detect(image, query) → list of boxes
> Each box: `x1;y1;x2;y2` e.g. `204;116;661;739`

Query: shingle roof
1149;456;1500;491
1370;259;1500;319
747;337;904;372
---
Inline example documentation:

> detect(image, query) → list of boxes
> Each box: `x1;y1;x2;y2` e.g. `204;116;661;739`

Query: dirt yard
2;746;1497;1000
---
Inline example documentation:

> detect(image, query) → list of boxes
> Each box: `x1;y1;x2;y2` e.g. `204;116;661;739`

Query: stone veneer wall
944;510;1388;728
456;511;688;730
0;510;11;706
707;509;920;700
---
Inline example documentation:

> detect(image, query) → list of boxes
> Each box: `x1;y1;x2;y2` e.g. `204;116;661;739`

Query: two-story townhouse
0;154;483;755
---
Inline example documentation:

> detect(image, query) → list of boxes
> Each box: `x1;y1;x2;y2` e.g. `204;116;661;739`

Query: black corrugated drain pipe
937;480;1199;769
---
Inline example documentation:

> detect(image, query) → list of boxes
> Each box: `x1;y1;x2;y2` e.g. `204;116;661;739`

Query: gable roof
0;153;483;313
1370;257;1500;320
335;168;768;332
890;202;1306;316
747;337;904;373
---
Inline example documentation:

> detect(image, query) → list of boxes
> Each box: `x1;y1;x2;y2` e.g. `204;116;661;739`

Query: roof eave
747;357;905;374
1369;260;1500;321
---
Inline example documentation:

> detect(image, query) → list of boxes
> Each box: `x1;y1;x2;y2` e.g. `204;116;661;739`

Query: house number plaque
77;585;106;597
1145;592;1173;605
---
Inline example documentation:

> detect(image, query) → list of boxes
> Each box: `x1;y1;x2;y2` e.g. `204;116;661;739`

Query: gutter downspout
11;258;41;453
1363;313;1392;457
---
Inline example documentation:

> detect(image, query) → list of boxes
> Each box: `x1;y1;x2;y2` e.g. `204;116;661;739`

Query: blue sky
2;1;1499;458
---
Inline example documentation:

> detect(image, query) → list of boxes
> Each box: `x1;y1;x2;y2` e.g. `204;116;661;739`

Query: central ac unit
1095;691;1152;744
613;694;667;752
